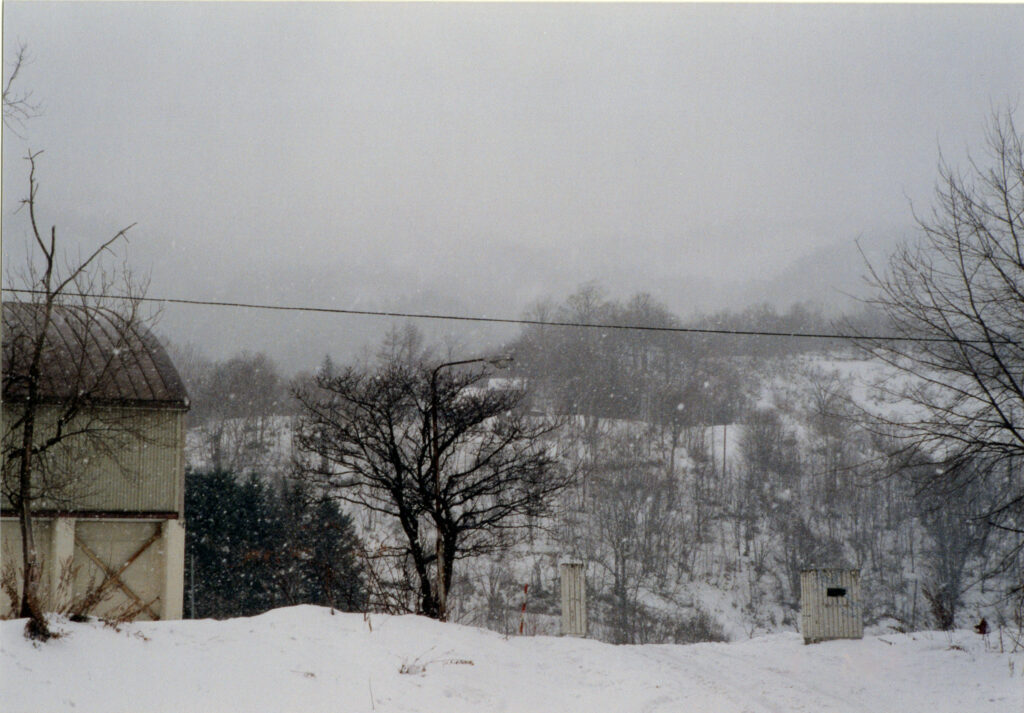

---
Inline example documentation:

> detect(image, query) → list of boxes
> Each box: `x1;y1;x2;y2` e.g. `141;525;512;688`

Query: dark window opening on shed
826;587;847;598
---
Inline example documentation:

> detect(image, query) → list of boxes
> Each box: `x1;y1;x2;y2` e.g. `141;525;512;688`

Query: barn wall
0;516;184;621
2;405;185;514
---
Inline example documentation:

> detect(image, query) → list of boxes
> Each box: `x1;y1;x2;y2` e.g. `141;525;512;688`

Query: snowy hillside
178;351;1020;642
3;607;1020;713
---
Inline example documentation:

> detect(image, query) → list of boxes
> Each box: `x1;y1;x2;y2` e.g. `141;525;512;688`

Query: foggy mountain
156;226;905;373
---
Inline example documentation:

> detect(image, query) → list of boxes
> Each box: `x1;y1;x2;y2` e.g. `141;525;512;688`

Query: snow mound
2;606;1020;713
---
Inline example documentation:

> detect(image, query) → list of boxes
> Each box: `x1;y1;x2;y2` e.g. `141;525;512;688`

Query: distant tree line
165;348;296;477
509;286;889;424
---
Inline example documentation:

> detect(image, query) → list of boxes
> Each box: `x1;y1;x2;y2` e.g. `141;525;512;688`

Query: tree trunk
404;525;438;618
441;531;457;613
18;407;42;620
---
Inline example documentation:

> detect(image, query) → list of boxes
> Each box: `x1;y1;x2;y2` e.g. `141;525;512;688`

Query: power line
0;286;1001;344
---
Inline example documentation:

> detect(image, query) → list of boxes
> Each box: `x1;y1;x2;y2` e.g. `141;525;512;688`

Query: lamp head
485;355;514;370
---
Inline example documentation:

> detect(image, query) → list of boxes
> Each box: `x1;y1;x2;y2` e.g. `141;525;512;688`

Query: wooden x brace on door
74;528;163;620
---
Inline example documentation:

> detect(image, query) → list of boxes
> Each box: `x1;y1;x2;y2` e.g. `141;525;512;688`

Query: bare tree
916;472;992;630
576;428;683;643
862;107;1024;561
375;323;431;368
3;43;40;136
2;152;148;638
293;348;568;620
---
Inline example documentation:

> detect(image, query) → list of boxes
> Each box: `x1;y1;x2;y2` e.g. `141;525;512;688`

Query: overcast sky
3;3;1024;371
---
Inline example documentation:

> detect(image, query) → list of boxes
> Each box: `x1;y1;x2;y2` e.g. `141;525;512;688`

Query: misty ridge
138;229;898;377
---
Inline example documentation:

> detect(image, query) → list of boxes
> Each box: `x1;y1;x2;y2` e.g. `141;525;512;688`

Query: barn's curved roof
2;301;189;408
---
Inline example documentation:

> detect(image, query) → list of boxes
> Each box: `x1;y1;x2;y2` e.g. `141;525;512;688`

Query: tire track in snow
634;645;786;713
635;643;876;713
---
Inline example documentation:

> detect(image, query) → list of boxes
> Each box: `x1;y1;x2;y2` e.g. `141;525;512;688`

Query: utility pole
189;541;196;619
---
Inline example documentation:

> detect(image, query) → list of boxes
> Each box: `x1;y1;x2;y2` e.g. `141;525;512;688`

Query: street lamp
430;354;513;622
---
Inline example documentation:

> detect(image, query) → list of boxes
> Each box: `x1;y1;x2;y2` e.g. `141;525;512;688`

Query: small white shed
800;569;863;644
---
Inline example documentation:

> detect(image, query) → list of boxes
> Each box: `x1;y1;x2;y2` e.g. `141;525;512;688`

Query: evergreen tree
184;470;365;618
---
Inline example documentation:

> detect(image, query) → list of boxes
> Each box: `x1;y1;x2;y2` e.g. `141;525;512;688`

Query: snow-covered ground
3;606;1020;713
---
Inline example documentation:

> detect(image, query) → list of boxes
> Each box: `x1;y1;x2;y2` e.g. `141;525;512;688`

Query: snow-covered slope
3;606;1020;713
178;352;1017;641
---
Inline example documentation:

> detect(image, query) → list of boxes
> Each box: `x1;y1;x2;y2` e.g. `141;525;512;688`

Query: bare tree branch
2;153;155;639
859;107;1024;577
2;43;40;137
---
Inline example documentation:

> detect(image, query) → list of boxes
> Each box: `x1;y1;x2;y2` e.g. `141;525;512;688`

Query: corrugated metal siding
176;411;185;517
560;563;587;637
76;408;182;512
3;405;184;512
800;569;864;643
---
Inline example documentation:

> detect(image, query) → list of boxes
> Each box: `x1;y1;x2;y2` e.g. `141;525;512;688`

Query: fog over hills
153;226;902;373
3;3;1020;372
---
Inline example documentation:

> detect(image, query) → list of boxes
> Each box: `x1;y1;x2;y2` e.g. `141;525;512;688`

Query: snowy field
2;606;1020;713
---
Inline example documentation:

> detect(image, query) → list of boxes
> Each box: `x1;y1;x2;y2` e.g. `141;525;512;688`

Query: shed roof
2;301;189;408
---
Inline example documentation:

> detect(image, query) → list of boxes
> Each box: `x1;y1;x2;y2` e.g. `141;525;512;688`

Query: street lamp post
430;354;513;622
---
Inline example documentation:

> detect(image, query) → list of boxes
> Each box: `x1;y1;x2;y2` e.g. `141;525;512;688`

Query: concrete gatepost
49;517;76;612
161;519;185;620
560;561;587;637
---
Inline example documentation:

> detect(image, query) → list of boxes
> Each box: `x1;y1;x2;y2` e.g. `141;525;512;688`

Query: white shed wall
800;569;863;644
